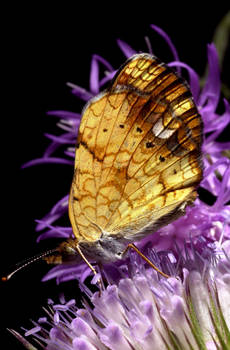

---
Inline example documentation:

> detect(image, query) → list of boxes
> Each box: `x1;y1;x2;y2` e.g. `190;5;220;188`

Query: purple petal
100;323;130;350
168;61;200;102
72;338;98;350
43;133;76;158
203;159;229;179
35;213;67;232
204;102;230;144
199;43;220;110
35;215;66;231
160;295;185;325
71;318;103;349
203;102;230;134
44;133;75;144
22;157;74;168
150;24;180;72
42;263;90;283
43;141;59;158
56;119;79;132
38;317;47;324
50;194;69;214
214;165;230;209
35;221;70;241
25;326;41;336
90;54;114;94
37;229;70;241
64;150;75;158
208;142;230;153
35;194;69;234
99;70;116;88
94;54;114;72
90;55;100;94
47;110;81;120
67;82;93;101
117;39;137;58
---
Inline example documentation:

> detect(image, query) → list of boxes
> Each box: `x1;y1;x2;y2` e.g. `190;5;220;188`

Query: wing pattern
68;53;203;242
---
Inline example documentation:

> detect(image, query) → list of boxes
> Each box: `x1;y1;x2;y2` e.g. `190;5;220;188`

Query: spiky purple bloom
22;24;230;283
13;240;230;350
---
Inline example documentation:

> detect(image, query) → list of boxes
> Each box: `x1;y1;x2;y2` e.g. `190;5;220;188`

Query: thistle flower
12;241;230;350
22;24;230;283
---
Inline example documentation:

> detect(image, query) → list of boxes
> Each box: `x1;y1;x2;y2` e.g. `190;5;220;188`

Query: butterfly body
51;53;203;267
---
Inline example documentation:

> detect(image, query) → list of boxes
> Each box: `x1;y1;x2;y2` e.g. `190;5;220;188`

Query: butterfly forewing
69;53;202;242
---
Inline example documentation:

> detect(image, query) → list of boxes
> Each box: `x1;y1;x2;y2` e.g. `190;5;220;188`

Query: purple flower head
14;241;230;349
22;25;230;284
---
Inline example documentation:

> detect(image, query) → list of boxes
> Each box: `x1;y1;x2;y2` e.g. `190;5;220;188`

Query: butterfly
44;52;202;276
2;53;203;281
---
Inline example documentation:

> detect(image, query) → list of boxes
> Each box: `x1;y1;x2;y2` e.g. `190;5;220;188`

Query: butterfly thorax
44;233;128;265
78;235;127;263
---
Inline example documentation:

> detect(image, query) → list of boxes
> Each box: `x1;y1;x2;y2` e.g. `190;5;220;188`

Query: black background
2;4;230;348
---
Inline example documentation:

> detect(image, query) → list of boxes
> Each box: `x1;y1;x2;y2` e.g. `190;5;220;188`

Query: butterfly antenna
1;248;58;282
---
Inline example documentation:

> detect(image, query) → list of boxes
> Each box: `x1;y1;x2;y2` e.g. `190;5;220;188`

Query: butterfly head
44;239;82;265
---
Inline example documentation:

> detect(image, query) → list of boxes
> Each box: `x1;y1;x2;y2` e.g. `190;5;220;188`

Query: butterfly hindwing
69;53;202;242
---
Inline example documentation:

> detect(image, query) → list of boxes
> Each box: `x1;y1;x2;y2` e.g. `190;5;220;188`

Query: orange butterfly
47;53;202;275
3;53;203;281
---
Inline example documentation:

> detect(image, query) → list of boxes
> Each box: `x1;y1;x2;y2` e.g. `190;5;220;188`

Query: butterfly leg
76;245;103;294
122;243;170;278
